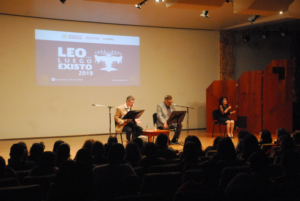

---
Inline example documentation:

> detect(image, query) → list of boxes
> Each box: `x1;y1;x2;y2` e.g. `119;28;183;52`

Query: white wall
0;15;220;139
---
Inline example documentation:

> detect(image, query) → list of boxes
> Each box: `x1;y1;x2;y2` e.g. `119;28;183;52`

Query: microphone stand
92;104;117;134
174;104;194;134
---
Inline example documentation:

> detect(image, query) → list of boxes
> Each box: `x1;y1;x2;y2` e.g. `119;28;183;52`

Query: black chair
0;177;20;188
114;121;124;144
148;164;181;174
212;110;226;137
114;193;166;201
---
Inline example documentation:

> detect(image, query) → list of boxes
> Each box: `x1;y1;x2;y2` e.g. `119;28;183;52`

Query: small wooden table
143;129;170;145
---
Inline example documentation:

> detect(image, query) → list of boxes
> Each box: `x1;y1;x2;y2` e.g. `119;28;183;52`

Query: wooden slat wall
262;60;293;133
237;71;262;134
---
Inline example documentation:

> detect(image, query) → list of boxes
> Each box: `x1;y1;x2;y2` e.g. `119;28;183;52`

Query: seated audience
204;136;222;153
210;137;236;163
47;160;94;201
52;140;65;154
17;142;29;161
125;141;142;168
258;129;272;146
29;151;58;176
181;135;204;158
74;148;95;170
55;143;71;168
91;140;107;165
132;137;144;155
104;136;118;158
266;128;289;155
238;134;260;161
271;151;300;200
155;133;177;160
139;142;166;169
0;156;17;179
28;142;45;165
93;143;136;182
236;129;250;155
226;151;271;201
82;139;95;152
8;143;35;171
270;135;294;158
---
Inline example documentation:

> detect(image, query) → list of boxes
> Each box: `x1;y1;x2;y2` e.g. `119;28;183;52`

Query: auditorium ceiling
0;0;300;31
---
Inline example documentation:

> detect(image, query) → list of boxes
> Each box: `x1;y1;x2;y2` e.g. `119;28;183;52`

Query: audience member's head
213;136;222;148
217;137;236;160
108;143;125;165
17;142;28;160
82;139;95;152
107;136;118;145
242;134;260;161
276;128;290;142
155;133;168;148
125;142;142;166
91;141;105;158
10;143;25;161
29;142;45;164
281;151;300;175
184;135;203;153
38;151;56;168
144;142;158;158
0;156;5;173
132;138;144;154
292;132;300;145
248;151;268;174
238;130;250;141
259;129;272;144
53;140;65;154
56;143;71;164
182;142;199;162
279;135;294;152
75;148;93;165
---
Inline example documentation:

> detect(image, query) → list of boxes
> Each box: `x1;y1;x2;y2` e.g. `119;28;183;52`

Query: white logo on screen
94;50;123;72
51;78;56;81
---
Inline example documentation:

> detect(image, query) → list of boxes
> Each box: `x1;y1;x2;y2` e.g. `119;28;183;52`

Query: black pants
122;123;143;141
158;124;182;142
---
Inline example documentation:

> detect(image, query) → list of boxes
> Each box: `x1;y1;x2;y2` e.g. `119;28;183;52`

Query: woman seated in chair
218;97;235;138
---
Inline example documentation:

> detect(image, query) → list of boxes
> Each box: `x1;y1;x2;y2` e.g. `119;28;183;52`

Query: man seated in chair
114;96;143;144
156;95;183;144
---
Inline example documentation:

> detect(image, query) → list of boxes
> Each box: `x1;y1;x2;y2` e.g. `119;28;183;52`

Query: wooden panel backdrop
206;80;237;133
237;71;263;134
262;60;293;133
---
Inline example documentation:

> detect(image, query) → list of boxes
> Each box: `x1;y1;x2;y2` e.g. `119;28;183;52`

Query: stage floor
0;130;264;163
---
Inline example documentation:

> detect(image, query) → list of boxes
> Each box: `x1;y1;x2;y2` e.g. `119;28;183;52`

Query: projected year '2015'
79;71;93;76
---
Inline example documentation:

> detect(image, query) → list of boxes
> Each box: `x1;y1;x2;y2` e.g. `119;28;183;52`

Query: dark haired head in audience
181;142;201;164
139;142;166;169
56;143;71;168
212;137;236;162
82;139;95;152
236;130;250;155
91;141;107;165
29;151;58;176
276;128;290;143
53;140;65;154
248;151;268;175
28;142;45;165
0;156;17;179
8;143;35;171
271;135;294;158
155;133;177;160
17;142;29;161
125;141;142;168
104;136;118;158
258;129;272;145
204;136;222;153
183;135;204;157
292;132;300;145
239;134;260;161
132;138;144;155
75;148;94;170
48;160;94;201
108;143;125;165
